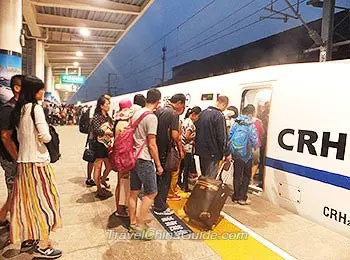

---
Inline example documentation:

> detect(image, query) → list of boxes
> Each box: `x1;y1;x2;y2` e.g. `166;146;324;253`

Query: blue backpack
229;123;250;159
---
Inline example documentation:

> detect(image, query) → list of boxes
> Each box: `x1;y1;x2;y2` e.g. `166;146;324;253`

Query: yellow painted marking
168;190;283;260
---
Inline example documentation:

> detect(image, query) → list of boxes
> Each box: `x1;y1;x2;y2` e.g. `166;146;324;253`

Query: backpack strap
130;111;153;129
131;111;153;159
31;103;37;130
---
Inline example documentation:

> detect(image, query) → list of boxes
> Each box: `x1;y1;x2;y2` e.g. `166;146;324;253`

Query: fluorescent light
76;51;83;57
73;62;79;67
79;28;90;37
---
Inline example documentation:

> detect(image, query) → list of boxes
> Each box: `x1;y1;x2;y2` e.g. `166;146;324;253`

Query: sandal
96;190;111;199
101;180;110;189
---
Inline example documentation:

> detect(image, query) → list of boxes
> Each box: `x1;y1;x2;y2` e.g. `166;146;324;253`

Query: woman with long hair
11;75;62;259
177;106;201;192
90;95;113;198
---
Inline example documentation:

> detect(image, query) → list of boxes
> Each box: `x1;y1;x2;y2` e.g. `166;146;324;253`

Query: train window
241;87;272;192
201;93;214;100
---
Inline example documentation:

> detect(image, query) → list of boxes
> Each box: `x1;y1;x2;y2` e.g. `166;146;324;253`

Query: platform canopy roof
23;0;154;78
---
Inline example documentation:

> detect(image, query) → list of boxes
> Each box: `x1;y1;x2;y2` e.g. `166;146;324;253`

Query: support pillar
0;0;22;103
319;0;335;61
45;66;53;92
34;40;45;80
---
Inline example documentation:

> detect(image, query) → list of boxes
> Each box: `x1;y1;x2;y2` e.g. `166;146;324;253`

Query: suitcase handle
197;180;219;191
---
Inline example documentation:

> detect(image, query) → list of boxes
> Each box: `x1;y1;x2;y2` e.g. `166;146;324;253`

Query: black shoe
20;239;39;253
0;219;9;227
33;247;62;259
85;179;96;186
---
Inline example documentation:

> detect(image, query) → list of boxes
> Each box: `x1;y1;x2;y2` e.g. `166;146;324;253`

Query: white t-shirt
132;107;158;161
182;118;196;154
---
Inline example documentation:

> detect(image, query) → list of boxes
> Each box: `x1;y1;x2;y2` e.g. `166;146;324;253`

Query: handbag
83;140;95;163
219;161;234;189
165;142;180;172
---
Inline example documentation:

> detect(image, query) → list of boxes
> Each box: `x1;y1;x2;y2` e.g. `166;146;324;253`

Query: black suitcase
184;175;230;230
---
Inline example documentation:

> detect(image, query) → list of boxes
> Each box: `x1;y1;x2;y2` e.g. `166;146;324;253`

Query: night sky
69;0;350;104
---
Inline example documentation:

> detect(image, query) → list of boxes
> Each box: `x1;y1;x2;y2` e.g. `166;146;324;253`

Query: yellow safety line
168;191;283;260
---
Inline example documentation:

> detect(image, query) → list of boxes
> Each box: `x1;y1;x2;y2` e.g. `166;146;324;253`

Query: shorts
91;141;108;159
0;156;17;194
130;159;157;195
252;148;260;165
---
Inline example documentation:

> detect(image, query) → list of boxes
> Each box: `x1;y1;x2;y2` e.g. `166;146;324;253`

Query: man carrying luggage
229;104;258;205
195;95;230;179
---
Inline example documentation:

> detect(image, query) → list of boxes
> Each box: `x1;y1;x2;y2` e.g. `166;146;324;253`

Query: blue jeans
130;159;157;195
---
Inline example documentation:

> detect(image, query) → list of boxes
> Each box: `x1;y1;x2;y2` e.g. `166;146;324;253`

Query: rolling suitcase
184;169;230;230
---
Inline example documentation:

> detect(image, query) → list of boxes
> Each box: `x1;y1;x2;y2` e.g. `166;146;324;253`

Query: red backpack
109;111;152;173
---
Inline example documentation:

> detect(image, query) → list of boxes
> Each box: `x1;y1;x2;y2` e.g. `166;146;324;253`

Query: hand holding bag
219;161;234;189
83;141;95;163
165;142;180;172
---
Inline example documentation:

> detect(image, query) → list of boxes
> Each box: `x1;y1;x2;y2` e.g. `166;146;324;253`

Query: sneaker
167;194;181;201
20;239;39;253
231;196;239;204
33;247;62;259
85;179;96;186
0;219;9;227
238;199;251;205
153;208;174;216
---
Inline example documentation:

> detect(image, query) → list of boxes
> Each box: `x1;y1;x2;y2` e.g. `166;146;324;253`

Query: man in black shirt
195;95;230;179
0;75;22;225
153;94;185;215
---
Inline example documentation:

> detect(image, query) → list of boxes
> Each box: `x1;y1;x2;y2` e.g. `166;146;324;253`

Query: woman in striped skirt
11;75;62;259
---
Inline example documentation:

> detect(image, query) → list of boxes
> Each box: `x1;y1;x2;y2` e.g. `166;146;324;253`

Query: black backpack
79;109;90;134
31;104;61;163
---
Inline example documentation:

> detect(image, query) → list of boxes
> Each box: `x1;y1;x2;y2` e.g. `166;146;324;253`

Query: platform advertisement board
0;53;21;104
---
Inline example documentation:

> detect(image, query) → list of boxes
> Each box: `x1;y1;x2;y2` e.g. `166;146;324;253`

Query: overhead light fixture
73;62;79;67
307;0;350;10
76;51;83;57
79;28;90;37
306;0;323;8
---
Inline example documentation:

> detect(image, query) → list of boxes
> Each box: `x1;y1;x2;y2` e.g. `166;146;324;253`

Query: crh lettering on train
278;129;347;160
323;206;350;227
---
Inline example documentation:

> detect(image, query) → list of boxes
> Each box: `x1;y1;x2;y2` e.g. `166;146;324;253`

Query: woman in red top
251;116;265;185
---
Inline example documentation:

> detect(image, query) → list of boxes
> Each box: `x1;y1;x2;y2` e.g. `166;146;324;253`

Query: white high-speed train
82;60;350;238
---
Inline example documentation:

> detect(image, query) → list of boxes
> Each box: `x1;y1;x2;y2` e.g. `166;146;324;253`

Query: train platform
0;126;349;260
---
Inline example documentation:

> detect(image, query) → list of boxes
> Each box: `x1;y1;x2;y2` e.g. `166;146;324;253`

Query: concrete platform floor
0;125;349;260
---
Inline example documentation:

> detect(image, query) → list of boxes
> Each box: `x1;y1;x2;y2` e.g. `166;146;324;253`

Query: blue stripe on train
265;157;350;190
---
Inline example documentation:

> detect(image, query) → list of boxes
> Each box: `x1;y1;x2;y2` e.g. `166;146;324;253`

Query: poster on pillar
0;53;21;104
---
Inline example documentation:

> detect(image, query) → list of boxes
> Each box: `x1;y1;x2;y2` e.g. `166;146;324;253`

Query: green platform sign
60;74;86;85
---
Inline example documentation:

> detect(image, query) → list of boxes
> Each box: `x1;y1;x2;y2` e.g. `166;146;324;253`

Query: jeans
130;159;157;195
178;153;192;189
199;157;220;179
153;158;171;211
233;158;252;201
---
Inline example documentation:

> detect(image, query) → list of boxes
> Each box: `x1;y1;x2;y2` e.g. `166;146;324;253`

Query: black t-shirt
155;105;179;159
0;98;18;161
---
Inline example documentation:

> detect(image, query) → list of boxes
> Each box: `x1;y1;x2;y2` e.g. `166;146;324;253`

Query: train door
240;85;272;193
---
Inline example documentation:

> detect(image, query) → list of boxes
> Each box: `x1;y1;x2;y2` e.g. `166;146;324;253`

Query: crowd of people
0;74;270;259
42;103;86;126
81;88;269;239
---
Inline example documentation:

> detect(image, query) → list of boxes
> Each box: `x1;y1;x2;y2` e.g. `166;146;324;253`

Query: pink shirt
253;118;265;148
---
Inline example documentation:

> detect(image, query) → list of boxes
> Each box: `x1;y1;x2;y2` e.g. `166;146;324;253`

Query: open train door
240;82;273;194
